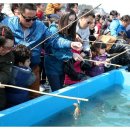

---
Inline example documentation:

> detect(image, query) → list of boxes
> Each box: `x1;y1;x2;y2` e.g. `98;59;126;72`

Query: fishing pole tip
0;83;5;88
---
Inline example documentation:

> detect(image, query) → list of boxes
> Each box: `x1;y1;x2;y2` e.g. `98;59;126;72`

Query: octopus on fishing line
73;100;81;120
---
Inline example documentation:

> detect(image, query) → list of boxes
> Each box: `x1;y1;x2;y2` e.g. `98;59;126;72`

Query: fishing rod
109;48;130;61
84;58;122;67
31;4;102;51
0;83;88;102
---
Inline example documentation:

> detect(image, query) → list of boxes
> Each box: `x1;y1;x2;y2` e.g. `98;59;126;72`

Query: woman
44;10;83;91
0;25;14;110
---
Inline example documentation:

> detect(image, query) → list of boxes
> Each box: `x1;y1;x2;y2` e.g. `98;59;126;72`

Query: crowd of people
0;3;130;110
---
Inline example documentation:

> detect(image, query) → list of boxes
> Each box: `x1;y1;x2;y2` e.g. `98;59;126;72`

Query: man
76;9;95;57
2;4;82;98
116;15;130;39
109;10;120;37
0;4;7;22
0;25;14;110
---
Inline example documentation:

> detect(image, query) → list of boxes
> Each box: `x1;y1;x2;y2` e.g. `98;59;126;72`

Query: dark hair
121;15;130;22
20;4;36;14
13;44;31;65
66;3;78;12
110;10;118;16
11;4;21;13
59;9;77;40
95;15;105;24
91;42;106;55
68;3;78;8
0;25;14;46
36;3;41;6
78;9;95;18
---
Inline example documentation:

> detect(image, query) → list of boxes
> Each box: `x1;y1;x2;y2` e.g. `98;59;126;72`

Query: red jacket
36;10;44;20
64;49;82;85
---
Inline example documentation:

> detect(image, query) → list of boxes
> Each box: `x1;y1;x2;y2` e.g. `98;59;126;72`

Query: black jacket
0;52;14;110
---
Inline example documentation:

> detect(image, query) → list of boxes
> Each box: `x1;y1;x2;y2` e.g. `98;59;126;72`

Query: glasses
21;13;37;22
87;21;92;24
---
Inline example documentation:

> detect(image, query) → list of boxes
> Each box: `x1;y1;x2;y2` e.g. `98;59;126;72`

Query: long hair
58;9;77;40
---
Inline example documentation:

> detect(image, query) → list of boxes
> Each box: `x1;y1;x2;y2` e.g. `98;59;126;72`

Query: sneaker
39;84;46;92
39;83;51;92
43;83;51;90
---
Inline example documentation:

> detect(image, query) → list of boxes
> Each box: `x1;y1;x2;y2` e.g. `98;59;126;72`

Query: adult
76;9;95;56
0;4;7;22
109;10;120;37
1;4;82;98
45;10;83;91
66;3;79;14
0;25;14;110
11;4;21;17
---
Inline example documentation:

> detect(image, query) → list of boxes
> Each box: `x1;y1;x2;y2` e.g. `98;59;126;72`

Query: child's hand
106;58;110;62
73;53;84;61
104;58;111;67
80;52;86;58
95;61;103;66
0;83;5;88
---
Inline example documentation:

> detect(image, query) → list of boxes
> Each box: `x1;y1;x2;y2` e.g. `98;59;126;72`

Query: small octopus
73;102;81;120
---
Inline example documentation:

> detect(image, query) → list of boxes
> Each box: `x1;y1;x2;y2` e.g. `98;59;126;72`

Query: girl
88;42;108;77
95;16;105;38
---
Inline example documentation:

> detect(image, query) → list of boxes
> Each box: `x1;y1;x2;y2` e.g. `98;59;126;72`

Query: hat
48;14;60;19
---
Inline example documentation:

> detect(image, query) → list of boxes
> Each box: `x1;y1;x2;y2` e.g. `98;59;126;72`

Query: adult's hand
71;42;82;51
76;34;83;43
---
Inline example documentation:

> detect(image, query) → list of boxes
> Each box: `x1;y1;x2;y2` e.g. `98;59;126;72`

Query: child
95;16;105;38
64;50;86;86
6;45;36;107
88;42;108;77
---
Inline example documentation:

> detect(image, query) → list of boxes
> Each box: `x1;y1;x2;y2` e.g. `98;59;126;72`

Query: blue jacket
0;13;7;22
126;25;130;38
6;66;36;105
2;16;71;66
44;22;73;75
109;19;120;37
116;21;127;37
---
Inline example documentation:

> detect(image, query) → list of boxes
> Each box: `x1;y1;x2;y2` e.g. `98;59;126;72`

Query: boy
6;45;36;107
